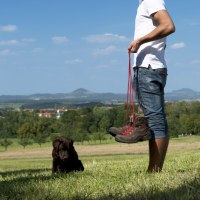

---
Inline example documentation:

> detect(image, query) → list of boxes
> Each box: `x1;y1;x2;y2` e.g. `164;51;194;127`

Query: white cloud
0;25;18;32
93;45;120;55
0;39;20;46
84;33;129;43
190;59;200;65
0;49;14;56
52;36;69;44
0;38;36;47
170;42;185;49
64;59;83;65
32;48;44;53
22;38;36;43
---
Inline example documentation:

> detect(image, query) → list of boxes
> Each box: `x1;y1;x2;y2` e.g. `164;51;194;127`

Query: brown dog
52;136;84;173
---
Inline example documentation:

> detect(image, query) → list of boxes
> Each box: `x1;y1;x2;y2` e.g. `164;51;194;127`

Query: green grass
0;149;200;200
0;136;200;199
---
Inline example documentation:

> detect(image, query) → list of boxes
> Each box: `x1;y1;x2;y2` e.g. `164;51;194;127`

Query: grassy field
0;136;200;200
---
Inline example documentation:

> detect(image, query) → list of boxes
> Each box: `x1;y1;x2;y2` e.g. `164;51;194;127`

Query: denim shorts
133;66;168;139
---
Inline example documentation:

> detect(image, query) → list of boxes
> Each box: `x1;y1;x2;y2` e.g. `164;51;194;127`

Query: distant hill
0;88;200;104
165;88;200;101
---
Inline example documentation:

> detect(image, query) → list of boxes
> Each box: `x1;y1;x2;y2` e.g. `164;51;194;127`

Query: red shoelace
126;52;136;127
122;125;134;135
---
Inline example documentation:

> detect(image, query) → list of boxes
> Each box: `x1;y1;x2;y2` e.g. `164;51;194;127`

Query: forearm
138;23;175;45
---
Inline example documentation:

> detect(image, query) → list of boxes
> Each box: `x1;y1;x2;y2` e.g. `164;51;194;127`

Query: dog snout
59;150;69;160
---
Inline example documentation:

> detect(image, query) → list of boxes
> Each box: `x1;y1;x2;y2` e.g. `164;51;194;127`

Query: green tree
193;115;200;135
0;138;13;151
92;131;106;144
33;119;50;147
0;130;13;151
61;110;79;137
166;101;200;136
179;114;194;134
92;106;108;131
2;111;20;136
17;122;33;148
99;114;110;132
167;115;180;137
113;105;126;127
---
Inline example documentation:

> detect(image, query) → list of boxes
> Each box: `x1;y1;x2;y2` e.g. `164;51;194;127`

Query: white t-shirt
134;0;167;69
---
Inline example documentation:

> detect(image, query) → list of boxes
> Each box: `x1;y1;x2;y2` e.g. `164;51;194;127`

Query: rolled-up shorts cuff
150;130;169;139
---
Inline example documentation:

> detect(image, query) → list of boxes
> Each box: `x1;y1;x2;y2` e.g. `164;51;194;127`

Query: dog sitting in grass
52;136;84;173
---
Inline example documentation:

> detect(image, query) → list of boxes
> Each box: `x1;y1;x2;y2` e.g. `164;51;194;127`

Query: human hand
128;39;141;53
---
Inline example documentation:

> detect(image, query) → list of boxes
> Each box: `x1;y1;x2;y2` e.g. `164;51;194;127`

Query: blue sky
0;0;200;95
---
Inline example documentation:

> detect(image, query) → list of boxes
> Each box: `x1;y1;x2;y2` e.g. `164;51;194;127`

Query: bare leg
147;136;169;173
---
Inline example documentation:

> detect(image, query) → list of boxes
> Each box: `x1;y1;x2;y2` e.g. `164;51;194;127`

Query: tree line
0;101;200;150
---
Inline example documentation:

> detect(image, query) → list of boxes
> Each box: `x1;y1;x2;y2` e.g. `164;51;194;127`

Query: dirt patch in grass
0;139;200;160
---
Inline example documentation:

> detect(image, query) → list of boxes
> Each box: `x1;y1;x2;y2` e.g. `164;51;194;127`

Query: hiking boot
108;125;133;137
108;114;148;137
115;127;151;143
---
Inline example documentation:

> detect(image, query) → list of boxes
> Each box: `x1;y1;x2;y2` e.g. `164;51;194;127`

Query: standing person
109;0;175;172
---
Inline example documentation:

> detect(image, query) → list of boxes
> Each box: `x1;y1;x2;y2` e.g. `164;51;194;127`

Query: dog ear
53;139;60;151
62;137;73;148
69;138;74;146
66;138;74;149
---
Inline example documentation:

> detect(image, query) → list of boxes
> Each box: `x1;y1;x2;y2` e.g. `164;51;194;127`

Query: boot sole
115;133;151;144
